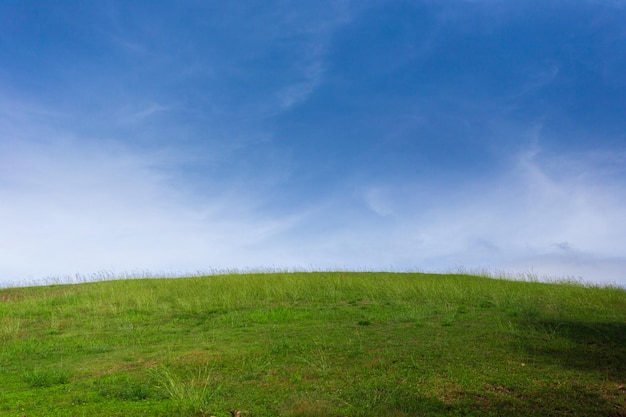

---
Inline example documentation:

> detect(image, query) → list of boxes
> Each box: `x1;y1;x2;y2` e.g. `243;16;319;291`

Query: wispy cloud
269;2;360;110
121;102;173;124
277;58;325;109
0;109;298;284
344;146;626;285
0;143;301;283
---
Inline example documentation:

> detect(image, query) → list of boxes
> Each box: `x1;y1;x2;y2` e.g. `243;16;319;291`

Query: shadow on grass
362;384;625;417
461;384;626;417
399;318;626;416
520;319;626;380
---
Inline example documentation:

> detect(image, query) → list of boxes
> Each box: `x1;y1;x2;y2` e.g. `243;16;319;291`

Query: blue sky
1;0;625;286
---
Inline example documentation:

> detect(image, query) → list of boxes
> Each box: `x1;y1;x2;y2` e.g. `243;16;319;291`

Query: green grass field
1;272;625;416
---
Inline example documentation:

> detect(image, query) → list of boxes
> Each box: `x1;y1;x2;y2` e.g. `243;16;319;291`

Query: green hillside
1;272;625;416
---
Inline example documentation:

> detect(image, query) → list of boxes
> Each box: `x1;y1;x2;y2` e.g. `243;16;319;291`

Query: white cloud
340;146;626;286
272;1;363;110
122;102;172;123
362;186;396;217
2;135;624;287
277;58;325;109
0;134;297;285
2;116;624;288
2;90;624;288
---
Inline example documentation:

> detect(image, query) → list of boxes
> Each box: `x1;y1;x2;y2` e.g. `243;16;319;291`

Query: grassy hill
1;272;625;416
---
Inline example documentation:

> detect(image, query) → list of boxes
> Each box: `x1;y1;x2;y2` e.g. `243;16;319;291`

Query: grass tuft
22;367;71;388
151;365;222;416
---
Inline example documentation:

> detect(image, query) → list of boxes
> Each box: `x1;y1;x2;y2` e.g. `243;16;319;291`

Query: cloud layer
5;128;623;286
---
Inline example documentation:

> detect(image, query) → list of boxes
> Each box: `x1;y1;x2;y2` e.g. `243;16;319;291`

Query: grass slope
1;272;625;416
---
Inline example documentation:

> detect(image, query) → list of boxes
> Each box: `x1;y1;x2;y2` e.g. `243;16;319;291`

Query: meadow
0;272;625;416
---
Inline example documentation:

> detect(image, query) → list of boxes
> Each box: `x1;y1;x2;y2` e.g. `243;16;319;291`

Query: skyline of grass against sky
1;1;625;286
